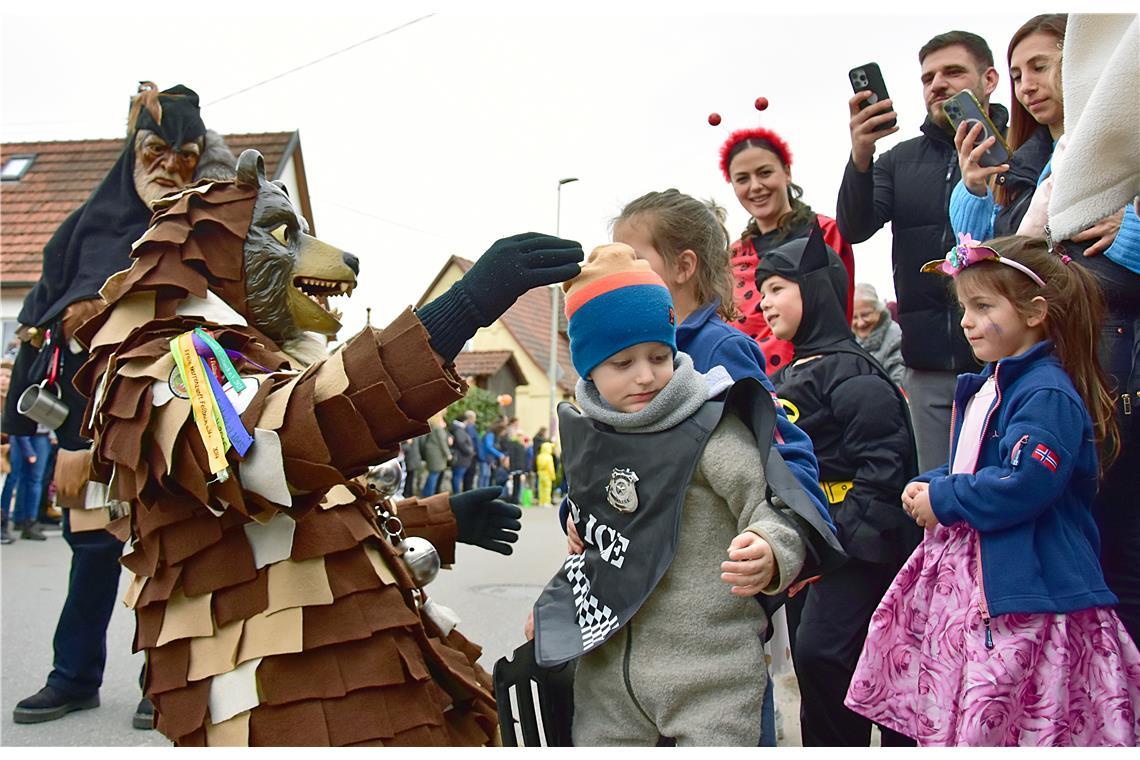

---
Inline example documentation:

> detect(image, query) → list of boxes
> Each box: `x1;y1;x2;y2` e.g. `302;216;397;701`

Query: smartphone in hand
848;62;896;131
943;90;1011;167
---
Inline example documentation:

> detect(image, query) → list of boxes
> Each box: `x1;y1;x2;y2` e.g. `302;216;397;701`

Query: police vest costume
534;378;845;667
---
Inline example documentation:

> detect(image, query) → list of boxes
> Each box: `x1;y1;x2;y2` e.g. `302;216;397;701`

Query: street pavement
2;521;163;747
2;505;809;747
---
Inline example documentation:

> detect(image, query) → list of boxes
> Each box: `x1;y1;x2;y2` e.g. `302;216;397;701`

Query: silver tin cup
16;380;69;430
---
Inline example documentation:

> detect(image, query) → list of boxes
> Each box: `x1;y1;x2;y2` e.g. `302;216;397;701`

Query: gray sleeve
884;321;907;388
697;413;807;594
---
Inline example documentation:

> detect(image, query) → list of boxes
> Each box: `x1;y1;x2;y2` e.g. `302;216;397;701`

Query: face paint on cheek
983;318;1003;337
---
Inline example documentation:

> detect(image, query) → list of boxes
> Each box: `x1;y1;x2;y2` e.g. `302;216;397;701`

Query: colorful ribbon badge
169;328;255;480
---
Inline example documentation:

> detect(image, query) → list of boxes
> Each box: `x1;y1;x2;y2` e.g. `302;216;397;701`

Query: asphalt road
2;505;810;747
0;506;568;747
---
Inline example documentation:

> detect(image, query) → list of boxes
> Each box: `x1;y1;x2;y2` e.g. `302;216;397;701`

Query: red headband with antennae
718;127;793;181
712;97;792;181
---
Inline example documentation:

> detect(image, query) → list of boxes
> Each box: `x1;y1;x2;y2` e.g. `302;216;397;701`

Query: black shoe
19;521;46;541
0;524;12;545
132;697;155;730
13;686;99;723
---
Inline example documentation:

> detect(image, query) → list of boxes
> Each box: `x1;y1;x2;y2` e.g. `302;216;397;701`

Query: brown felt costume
74;178;498;746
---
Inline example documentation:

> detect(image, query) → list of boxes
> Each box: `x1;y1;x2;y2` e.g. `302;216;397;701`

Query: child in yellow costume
536;441;555;507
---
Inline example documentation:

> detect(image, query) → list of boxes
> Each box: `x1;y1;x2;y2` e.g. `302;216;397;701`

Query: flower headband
921;233;1046;288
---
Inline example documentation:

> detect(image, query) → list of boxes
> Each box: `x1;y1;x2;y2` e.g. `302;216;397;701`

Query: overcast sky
3;0;1125;336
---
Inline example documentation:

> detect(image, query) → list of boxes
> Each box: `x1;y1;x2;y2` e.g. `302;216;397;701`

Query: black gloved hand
416;232;583;362
449;486;523;556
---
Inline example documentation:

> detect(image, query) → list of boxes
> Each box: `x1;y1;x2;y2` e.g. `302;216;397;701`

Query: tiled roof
454;350;528;385
1;132;297;286
425;256;578;392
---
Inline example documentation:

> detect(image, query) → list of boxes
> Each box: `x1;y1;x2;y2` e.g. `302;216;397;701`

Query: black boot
132;697;155;730
13;685;99;723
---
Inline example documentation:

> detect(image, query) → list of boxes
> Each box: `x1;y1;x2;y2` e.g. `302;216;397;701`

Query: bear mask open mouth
293;275;355;308
266;220;358;338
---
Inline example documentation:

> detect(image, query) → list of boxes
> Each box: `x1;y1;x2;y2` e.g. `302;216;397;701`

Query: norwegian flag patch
1031;443;1059;472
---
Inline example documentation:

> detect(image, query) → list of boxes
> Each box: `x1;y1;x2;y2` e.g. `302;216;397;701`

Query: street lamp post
549;177;579;442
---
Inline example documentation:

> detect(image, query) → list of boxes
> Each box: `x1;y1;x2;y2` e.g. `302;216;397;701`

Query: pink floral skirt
845;522;1140;746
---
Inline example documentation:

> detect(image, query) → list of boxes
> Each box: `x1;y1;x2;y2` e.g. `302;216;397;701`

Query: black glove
416;232;583;362
449;486;523;556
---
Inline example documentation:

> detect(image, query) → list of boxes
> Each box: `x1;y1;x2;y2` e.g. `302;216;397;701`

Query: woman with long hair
950;13;1137;256
951;14;1069;238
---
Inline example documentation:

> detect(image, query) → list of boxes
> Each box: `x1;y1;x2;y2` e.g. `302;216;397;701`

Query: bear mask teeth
294;277;353;297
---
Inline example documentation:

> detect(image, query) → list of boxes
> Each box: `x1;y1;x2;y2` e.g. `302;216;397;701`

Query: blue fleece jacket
676;301;828;520
915;340;1117;616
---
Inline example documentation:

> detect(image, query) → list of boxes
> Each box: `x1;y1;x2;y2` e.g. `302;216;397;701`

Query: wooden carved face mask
133;130;201;209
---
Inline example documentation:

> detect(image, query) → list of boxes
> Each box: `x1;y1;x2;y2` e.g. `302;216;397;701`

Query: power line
205;13;436;106
324;200;446;238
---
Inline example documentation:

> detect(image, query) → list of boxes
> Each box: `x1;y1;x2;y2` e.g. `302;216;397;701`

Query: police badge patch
606;468;639;513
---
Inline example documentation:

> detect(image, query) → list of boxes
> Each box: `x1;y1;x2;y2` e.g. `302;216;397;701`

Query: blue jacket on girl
916;340;1117;616
677;299;828;524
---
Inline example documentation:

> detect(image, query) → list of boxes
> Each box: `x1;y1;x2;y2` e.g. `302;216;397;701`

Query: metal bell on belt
397;536;441;587
367;458;404;498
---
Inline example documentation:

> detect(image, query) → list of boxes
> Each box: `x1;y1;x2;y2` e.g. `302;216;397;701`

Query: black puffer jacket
992;125;1053;237
837;106;1008;373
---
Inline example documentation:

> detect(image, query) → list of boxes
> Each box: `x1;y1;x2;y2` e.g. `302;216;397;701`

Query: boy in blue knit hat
526;243;839;746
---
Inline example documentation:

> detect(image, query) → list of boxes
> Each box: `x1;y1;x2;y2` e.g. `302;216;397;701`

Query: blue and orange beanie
562;243;677;378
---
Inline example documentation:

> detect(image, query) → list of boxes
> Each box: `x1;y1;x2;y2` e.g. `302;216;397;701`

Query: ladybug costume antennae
711;96;792;181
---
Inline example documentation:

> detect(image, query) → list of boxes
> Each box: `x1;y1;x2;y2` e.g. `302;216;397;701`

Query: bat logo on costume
606;468;639;513
778;397;800;424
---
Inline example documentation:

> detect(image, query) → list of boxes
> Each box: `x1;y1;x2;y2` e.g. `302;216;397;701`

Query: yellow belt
821;481;853;505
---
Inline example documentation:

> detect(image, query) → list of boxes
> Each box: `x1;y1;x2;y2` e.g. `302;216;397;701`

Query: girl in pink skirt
844;234;1140;746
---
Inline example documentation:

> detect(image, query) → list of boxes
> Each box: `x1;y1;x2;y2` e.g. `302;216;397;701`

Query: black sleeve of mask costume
829;369;919;563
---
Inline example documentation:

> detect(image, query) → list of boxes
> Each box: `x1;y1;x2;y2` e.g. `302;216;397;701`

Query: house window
1;155;36;181
2;319;20;358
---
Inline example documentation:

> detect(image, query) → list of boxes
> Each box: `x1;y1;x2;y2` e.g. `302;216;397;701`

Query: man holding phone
836;31;1005;477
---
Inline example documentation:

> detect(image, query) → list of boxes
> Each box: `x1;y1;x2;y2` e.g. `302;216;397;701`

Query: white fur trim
1048;14;1140;240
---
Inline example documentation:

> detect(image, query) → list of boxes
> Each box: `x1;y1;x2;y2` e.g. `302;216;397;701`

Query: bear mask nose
343;252;360;275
